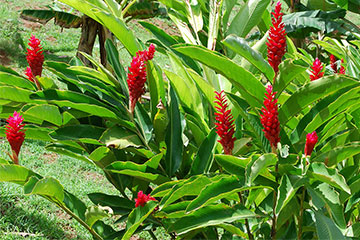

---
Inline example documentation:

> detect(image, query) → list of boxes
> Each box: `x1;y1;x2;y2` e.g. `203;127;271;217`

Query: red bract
309;58;324;81
26;35;44;78
267;1;287;76
339;59;345;74
304;131;318;156
260;85;280;149
25;67;34;82
214;91;236;155
5;111;26;164
135;191;156;208
330;54;338;73
127;44;155;113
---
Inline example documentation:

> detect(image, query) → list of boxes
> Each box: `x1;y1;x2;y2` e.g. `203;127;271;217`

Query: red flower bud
135;191;156;208
260;85;280;149
267;1;287;76
127;44;155;113
304;131;318;156
309;58;324;81
26;35;44;78
214;91;236;155
25;67;34;82
5;111;26;164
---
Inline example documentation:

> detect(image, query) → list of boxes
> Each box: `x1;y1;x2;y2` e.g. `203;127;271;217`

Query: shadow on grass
0;196;75;239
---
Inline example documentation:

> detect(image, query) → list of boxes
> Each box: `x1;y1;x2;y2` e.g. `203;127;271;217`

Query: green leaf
226;0;270;38
0;164;37;184
214;154;249;175
88;192;134;215
100;126;142;149
0;72;36;90
190;128;217;175
167;204;257;235
50;125;105;145
313;144;360;167
24;176;65;202
23;104;62;126
85;205;111;228
308;162;351;194
279;75;360;124
246;154;277;185
21;9;82;28
123;201;158;240
308;183;346;230
186;175;270;212
275;175;304;215
172;44;264;108
314;211;346;240
165;85;183;177
222;34;274;81
105;161;170;185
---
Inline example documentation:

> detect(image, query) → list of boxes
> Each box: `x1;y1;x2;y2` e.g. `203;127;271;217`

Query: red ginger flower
260;85;280;149
310;58;324;81
267;1;287;76
214;91;236;155
304;131;318;156
25;67;34;82
26;35;44;78
127;44;155;113
330;54;338;73
5;111;26;165
135;191;156;208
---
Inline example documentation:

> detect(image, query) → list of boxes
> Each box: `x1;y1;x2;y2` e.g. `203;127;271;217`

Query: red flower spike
214;91;236;155
25;67;34;82
135;191;156;208
127;44;155;113
304;131;318;156
26;35;44;78
260;85;280;149
267;1;287;76
330;54;337;73
339;59;345;74
5;111;26;165
309;58;324;81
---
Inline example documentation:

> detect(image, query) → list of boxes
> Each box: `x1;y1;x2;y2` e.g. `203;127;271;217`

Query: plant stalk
297;187;306;239
271;145;278;240
238;192;253;240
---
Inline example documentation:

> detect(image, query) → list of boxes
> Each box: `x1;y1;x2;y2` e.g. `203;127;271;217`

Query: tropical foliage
1;0;360;239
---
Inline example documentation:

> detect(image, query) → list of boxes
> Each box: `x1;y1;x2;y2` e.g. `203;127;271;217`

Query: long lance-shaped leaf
58;0;140;55
314;211;346;240
308;162;351;194
105;161;170;185
186;175;271;212
279;75;360;124
172;44;264;108
165;85;184;177
122;201;158;240
222;34;274;81
0;72;36;90
313;144;360;167
246;154;277;185
167;204;258;235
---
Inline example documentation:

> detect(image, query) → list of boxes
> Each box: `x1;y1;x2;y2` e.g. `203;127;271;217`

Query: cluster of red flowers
5;111;26;164
25;35;44;89
309;58;324;81
305;131;318;156
135;191;156;208
267;1;287;76
214;91;236;155
260;85;280;149
127;44;155;113
330;54;345;74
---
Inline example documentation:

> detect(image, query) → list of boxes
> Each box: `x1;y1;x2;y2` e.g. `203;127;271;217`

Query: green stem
148;229;157;240
271;146;278;240
297;187;306;240
57;202;103;240
237;192;253;240
121;0;136;17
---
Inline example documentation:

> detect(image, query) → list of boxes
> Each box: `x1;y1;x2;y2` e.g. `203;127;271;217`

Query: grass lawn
0;0;173;239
